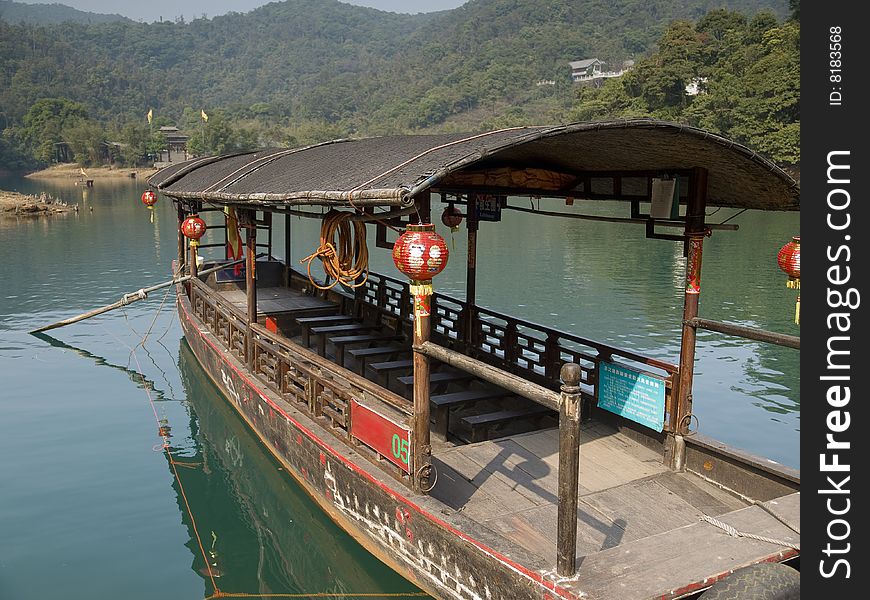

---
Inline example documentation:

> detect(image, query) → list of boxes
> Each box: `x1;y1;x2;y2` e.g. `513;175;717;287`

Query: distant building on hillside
154;126;190;167
685;77;708;96
569;58;630;83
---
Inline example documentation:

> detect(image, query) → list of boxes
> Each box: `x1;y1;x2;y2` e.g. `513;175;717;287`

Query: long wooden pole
416;340;560;411
29;257;249;334
557;362;582;577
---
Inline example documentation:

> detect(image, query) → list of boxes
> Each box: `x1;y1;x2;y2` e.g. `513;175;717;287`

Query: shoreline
24;163;160;180
0;190;78;217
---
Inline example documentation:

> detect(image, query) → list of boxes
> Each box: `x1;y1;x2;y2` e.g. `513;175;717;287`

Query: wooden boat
147;119;800;600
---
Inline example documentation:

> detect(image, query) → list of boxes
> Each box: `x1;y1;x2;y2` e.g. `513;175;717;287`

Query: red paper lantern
777;236;800;287
181;215;207;246
777;236;800;324
441;203;463;231
141;190;157;207
392;223;448;293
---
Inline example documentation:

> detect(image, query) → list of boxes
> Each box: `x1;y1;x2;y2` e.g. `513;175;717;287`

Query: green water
0;176;799;599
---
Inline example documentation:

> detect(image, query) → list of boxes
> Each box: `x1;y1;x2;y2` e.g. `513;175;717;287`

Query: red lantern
182;215;207;247
392;223;449;289
777;236;800;324
441;203;463;230
141;190;157;207
393;223;448;336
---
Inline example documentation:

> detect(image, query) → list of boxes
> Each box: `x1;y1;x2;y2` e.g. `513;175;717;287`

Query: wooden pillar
464;208;479;348
557;362;582;577
244;210;258;369
177;204;186;272
671;167;708;471
264;211;273;258
411;292;432;493
284;212;292;273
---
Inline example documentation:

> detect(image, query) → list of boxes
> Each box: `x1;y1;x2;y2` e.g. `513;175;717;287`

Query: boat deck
431;425;800;598
219;286;335;315
206;281;800;598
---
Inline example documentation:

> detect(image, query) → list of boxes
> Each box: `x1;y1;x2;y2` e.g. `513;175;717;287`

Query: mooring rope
701;515;800;551
300;210;369;290
118;278;432;599
205;593;429;599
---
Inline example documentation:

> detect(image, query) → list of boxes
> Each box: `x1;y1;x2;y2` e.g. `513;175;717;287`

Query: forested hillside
0;1;130;25
0;0;796;171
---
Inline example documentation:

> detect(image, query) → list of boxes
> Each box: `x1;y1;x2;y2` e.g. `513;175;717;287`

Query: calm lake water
0;175;799;599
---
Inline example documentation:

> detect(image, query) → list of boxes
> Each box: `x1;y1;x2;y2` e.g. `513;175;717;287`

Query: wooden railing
188;276;415;483
356;270;679;430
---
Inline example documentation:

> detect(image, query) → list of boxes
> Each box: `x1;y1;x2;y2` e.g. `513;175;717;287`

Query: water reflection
175;340;423;598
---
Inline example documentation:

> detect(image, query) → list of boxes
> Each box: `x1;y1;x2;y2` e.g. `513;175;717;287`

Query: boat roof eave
147;119;800;212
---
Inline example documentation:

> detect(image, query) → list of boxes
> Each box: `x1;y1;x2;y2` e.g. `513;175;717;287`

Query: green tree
21;98;89;162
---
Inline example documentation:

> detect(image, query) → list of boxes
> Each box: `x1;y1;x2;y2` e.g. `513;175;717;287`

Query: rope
300;210;369;290
206;593;429;599
701;515;800;551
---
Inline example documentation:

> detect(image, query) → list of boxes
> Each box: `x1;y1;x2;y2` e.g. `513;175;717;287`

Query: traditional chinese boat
147;119;800;600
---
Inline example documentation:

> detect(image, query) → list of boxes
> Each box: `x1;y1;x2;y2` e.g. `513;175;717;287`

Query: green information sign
598;361;666;432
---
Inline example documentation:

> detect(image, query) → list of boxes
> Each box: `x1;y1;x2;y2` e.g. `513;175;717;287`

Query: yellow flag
147;108;153;124
201;109;209;122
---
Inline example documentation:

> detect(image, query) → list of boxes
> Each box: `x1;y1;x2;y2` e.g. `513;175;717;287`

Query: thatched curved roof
148;119;799;211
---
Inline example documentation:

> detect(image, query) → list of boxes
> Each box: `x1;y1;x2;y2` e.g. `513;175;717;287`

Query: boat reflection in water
174;340;424;599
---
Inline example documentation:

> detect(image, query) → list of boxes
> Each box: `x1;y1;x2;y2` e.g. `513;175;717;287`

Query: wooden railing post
557;362;582;577
671;167;708;471
412;294;432;493
244;209;258;369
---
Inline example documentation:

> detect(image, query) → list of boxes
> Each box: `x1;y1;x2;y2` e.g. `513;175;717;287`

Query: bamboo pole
29;257;252;334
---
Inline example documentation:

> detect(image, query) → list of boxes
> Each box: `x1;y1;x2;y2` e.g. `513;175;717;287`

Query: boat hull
176;286;576;600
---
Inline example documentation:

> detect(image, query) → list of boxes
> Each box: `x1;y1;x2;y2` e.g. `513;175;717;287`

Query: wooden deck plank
579;477;706;541
574;492;800;600
656;471;748;516
484;502;628;562
435;450;542;518
430;458;530;523
221;287;334;314
510;426;667;493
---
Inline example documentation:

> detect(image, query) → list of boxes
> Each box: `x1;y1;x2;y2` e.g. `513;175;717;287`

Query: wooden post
557;362;582;577
411;292;432;493
465;208;479;349
284;212;292;278
244;210;258;369
671;167;708;471
177;204;186;272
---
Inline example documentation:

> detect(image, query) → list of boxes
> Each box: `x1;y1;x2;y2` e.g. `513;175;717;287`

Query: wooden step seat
297;312;350;346
346;345;410;374
430;388;512;439
461;404;553;443
396;371;475;398
330;334;406;364
310;323;378;355
368;359;414;386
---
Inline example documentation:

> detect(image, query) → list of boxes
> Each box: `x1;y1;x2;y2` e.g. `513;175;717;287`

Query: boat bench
347;345;410;375
368;359;414;387
461;404;554;443
310;323;377;356
430;388;512;440
396;371;475;398
330;334;406;364
297;314;359;347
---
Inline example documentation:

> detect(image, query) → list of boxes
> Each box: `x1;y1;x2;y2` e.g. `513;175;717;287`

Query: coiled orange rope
300;210;369;290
